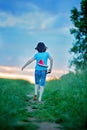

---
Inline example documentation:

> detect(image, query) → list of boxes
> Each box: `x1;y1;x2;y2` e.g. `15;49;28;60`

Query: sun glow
0;72;34;83
0;66;68;83
0;66;34;83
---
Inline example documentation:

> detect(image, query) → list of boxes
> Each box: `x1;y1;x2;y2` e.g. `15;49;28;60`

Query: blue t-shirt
34;52;50;70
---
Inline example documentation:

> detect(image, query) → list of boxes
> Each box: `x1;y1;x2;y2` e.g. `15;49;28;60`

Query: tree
70;0;87;72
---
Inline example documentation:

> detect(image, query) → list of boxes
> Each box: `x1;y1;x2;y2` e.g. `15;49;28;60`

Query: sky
0;0;81;72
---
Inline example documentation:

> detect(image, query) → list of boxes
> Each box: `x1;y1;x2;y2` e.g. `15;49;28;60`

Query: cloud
0;11;57;30
0;3;71;32
0;11;72;38
0;12;18;27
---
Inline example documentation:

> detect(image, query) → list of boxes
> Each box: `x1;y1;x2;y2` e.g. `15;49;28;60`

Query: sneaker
33;95;37;100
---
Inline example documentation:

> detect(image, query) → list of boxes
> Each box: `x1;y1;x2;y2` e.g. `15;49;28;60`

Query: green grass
29;72;87;130
0;78;37;130
0;72;87;130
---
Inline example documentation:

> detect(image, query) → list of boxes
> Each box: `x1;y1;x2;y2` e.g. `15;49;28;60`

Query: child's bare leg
34;84;39;100
39;86;44;102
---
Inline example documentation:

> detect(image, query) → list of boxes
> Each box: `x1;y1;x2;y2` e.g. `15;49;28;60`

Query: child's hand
21;67;24;71
47;69;51;74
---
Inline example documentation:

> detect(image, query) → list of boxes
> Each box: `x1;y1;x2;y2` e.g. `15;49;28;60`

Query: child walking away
21;42;53;102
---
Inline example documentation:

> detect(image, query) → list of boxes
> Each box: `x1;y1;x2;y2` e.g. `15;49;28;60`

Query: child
21;42;53;102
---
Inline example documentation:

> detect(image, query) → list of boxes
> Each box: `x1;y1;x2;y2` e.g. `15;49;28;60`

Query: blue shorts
35;70;47;86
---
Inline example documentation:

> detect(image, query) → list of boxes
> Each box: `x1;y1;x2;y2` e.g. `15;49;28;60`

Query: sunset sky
0;0;81;79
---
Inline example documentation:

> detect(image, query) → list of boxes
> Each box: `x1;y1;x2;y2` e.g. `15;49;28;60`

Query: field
0;72;87;130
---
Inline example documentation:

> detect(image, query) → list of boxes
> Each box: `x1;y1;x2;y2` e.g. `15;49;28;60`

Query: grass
0;78;37;130
0;71;87;130
29;72;87;130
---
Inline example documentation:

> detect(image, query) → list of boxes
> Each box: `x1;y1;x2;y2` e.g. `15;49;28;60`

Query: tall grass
0;72;87;130
31;72;87;130
0;78;37;130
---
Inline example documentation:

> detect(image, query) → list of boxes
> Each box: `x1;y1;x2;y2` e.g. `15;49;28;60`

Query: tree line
70;0;87;72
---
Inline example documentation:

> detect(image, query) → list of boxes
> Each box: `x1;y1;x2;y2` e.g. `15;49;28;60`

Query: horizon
0;65;68;83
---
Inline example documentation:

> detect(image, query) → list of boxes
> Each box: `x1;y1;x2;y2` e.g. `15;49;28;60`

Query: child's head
35;42;47;52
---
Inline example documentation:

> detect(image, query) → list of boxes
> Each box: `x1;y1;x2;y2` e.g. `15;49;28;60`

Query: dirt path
25;94;61;130
29;118;60;130
30;120;60;130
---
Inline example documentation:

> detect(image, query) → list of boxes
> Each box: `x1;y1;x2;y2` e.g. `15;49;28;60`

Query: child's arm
21;57;35;71
48;56;53;73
